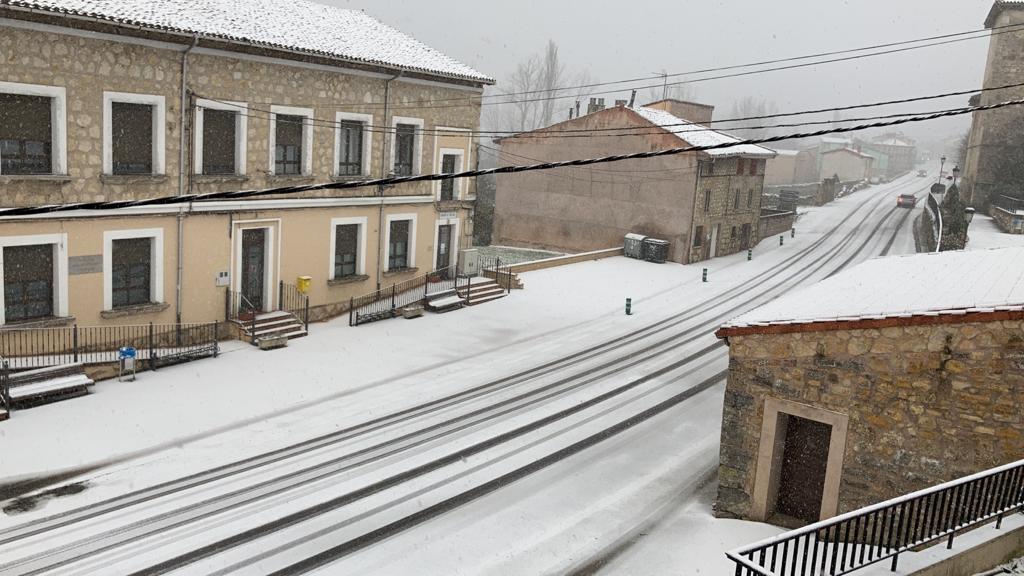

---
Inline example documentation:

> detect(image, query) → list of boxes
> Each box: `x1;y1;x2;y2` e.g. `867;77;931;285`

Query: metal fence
0;322;219;370
225;290;258;339
279;281;310;332
727;458;1024;576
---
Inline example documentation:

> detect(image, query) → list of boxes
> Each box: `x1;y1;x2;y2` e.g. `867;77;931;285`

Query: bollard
625;298;632;315
791;227;796;238
702;268;708;282
747;249;752;261
780;235;784;246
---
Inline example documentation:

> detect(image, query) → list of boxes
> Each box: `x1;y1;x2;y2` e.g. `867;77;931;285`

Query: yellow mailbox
297;276;312;294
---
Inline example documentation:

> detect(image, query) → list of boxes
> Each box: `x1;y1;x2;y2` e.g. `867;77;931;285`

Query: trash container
296;275;312;294
624;233;647;259
642;237;670;263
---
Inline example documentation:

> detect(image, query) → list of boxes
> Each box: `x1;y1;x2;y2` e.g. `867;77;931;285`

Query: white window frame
0;233;69;325
328;216;368;280
268;105;314;176
431;215;461;271
103;228;164;311
0;81;67;175
194;98;247;176
390;116;424;176
435;148;465;201
102;91;166;175
384;213;417;272
333;112;373;178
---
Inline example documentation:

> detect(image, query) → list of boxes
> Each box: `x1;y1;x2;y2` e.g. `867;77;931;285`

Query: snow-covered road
0;173;935;575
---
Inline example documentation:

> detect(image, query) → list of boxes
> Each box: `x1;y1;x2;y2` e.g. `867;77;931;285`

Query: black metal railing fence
728;458;1024;576
0;322;219;370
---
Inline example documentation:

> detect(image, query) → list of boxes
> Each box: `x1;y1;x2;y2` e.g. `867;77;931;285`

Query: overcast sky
329;0;996;152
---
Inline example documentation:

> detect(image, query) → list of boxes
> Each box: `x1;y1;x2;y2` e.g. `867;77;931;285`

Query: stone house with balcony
714;248;1024;526
491;99;776;264
0;0;493;330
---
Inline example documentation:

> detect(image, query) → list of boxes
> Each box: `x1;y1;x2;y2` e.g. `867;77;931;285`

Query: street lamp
938;155;946;183
952;165;961;187
965;206;975;225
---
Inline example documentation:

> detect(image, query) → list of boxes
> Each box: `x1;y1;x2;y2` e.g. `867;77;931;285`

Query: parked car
897;194;918;208
917;170;928;177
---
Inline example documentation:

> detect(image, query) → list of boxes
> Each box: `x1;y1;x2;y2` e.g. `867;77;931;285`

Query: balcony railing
727;458;1024;576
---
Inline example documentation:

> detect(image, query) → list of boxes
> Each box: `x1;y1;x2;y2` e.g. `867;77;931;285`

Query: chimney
587;97;606;115
575;100;581;118
628;89;637;107
614;99;627;107
569;107;574;120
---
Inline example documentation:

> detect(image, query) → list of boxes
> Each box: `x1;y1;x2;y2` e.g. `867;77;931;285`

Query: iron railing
728;458;1024;576
479;256;514;295
993;194;1024;213
279;281;310;332
225;290;259;342
0;322;219;370
349;267;440;326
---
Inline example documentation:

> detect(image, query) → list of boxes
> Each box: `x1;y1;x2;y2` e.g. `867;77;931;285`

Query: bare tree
729;96;780;138
538;40;566;127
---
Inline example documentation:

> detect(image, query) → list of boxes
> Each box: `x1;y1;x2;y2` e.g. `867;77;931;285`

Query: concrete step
465;292;507;306
462;286;506;300
9;363;84;385
252;321;304;337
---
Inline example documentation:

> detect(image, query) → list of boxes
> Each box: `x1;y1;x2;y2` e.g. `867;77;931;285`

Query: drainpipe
376;72;403;291
176;35;198;326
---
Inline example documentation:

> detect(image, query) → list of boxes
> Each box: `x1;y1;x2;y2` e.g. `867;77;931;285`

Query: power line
193;80;1024;140
306;21;1024;111
4;97;1020;218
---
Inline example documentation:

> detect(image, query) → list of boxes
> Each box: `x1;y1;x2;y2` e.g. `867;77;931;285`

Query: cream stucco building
0;0;493;329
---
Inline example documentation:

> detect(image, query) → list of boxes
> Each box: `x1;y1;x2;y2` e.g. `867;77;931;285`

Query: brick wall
716;319;1024;520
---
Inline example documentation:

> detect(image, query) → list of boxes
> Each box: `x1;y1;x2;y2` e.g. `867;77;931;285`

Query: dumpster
642;237;670;263
624;233;647;259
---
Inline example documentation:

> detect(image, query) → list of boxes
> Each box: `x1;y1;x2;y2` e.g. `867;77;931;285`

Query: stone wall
758;209;795;241
688;157;766;262
716;318;1024;520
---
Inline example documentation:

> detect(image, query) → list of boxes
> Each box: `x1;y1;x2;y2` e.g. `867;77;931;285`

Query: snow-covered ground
0;174;936;575
967;214;1024;250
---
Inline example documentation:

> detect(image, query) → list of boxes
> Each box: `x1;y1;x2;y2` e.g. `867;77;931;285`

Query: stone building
0;0;492;328
714;248;1024;525
491;100;776;264
963;1;1024;211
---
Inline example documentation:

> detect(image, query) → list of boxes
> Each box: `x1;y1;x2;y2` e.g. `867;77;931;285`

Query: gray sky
329;0;996;152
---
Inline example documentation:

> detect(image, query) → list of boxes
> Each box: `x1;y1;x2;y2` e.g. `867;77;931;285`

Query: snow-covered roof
630;106;776;158
719;247;1024;335
770;149;801;157
820;137;853;145
2;0;493;83
822;147;874;159
872;136;915;147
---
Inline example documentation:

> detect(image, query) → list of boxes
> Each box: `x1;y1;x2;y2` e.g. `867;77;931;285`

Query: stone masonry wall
716;319;1024;520
689;157;766;262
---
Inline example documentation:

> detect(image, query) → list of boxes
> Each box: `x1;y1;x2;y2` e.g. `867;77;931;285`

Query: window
275;114;304;175
734;189;741;210
0;82;66;176
747;188;754;208
269;105;313;176
704;190;712;213
103;229;163;312
701;161;714;176
394;123;416;176
334;224;359;278
3;244;54;322
439;151;463;201
111;237;152;307
736;158;745;175
693;226;704;247
104;92;165;175
749;159;758;175
337;121;363;176
195;99;247;176
389;220;410;270
201;109;236;175
0;94;52;175
731;226;737;240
